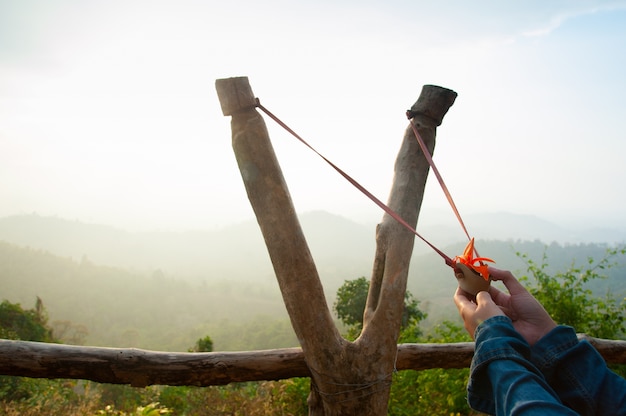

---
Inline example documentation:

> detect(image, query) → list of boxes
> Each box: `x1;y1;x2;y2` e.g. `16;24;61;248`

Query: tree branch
215;77;341;366
362;85;457;340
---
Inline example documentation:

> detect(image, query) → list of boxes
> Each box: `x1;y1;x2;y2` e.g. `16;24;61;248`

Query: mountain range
0;210;624;267
1;211;625;350
1;210;624;296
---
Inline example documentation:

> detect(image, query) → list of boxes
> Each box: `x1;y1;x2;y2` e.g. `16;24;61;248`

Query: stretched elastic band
255;99;455;267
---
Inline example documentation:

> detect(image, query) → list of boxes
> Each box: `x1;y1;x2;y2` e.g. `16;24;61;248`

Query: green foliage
97;384;160;414
0;297;60;403
189;335;214;352
516;245;626;339
0;380;97;415
155;381;309;415
0;298;54;342
390;321;476;416
333;276;370;328
274;377;310;414
155;386;192;413
96;402;171;415
0;377;77;407
333;276;427;339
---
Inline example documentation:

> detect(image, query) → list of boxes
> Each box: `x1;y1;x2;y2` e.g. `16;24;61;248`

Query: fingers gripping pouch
454;238;495;295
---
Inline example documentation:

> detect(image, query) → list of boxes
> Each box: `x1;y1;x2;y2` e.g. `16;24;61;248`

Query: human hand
486;267;557;346
454;288;505;340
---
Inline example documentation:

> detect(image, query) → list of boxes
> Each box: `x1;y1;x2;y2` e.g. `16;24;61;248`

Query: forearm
468;316;577;415
486;359;579;415
531;326;626;415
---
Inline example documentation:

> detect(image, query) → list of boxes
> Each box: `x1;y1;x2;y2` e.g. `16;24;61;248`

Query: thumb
475;291;494;306
475;290;505;318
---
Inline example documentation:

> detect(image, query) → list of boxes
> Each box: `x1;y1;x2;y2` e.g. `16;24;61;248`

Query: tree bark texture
215;77;457;415
356;85;458;411
1;336;625;387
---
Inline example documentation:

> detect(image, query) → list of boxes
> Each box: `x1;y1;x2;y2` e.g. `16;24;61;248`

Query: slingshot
253;96;494;295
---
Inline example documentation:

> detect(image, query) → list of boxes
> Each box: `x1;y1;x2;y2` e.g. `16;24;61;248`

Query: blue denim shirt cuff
468;320;626;415
529;325;578;375
467;315;535;414
528;325;626;414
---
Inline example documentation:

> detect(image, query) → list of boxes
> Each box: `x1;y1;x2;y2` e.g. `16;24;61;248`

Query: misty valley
1;212;625;352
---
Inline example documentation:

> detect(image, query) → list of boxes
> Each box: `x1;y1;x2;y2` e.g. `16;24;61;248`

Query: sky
1;0;626;233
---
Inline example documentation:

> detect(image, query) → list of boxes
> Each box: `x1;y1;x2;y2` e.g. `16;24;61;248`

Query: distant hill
1;211;625;294
1;211;624;273
1;212;625;344
420;211;626;248
0;212;375;290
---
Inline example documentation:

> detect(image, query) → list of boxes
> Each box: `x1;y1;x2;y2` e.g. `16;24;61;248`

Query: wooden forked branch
214;77;461;414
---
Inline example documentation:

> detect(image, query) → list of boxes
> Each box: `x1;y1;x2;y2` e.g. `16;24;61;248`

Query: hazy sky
1;0;626;232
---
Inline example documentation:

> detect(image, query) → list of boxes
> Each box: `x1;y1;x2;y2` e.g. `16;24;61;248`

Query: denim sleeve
468;316;578;416
531;325;626;415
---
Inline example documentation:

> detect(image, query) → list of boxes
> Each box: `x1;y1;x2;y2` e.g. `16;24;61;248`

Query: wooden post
1;335;625;387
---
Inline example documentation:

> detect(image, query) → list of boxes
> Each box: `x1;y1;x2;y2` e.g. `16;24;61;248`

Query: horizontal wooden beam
1;336;624;387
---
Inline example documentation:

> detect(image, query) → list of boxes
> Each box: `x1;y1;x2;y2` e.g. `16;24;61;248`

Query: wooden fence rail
1;336;625;387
